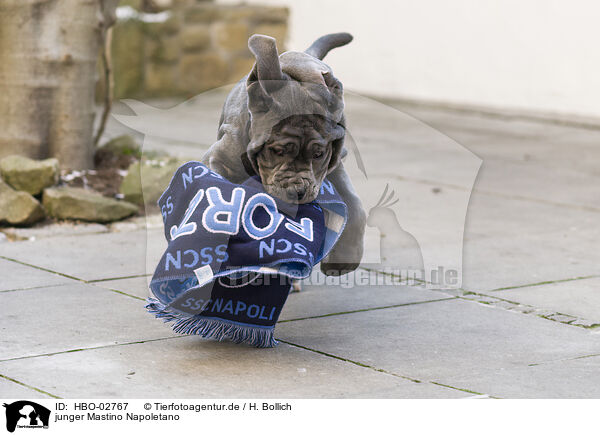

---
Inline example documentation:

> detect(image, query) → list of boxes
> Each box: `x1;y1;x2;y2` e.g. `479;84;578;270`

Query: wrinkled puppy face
256;115;341;204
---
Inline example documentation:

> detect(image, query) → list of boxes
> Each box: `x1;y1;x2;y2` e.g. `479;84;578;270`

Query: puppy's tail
305;32;353;60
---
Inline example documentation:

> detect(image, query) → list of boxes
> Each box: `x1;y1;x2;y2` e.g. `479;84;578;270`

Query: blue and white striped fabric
146;161;347;347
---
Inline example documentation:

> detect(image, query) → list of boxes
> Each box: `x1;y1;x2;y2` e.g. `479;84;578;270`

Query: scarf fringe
145;299;278;348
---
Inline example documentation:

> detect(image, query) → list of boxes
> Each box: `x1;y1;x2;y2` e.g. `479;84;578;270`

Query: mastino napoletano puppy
201;33;366;276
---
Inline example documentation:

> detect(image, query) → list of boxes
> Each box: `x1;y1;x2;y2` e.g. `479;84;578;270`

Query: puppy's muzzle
278;178;314;203
286;185;307;202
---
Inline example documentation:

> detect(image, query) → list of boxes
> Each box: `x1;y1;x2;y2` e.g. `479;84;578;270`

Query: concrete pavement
1;93;599;398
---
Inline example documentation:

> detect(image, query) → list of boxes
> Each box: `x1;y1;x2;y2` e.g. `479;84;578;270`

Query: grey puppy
201;33;366;275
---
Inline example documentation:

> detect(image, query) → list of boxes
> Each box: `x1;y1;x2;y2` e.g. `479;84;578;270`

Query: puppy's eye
313;150;324;159
271;148;284;157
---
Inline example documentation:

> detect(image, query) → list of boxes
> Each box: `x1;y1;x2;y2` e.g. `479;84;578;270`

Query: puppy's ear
248;34;283;82
327;136;344;175
305;33;353;60
326;120;347;175
247;34;284;113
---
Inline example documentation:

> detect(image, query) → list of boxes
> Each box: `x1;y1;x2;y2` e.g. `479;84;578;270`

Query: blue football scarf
146;161;347;347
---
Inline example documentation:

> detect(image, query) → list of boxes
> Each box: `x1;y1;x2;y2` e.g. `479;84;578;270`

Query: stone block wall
106;0;289;99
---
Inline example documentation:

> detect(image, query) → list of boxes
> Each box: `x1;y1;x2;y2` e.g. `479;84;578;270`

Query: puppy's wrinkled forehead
268;114;344;144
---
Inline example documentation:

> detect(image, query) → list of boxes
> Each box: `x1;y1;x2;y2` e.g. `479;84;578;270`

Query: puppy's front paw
320;241;362;276
320;260;360;276
321;206;366;276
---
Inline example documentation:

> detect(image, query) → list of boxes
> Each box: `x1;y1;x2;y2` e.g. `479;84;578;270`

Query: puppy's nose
286;186;306;201
295;186;306;200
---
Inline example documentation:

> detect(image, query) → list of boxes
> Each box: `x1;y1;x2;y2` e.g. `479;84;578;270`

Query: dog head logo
3;401;50;433
367;184;424;275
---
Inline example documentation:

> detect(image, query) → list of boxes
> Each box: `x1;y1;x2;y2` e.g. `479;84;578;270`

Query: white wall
219;0;600;119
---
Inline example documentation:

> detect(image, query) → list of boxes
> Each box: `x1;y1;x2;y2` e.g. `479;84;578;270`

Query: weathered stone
118;0;143;9
217;5;263;22
146;14;181;36
180;52;228;92
253;23;287;47
142;0;173;13
184;4;219;24
119;157;187;206
43;187;138;223
0;155;59;195
112;19;145;98
101;135;141;157
229;56;255;82
119;162;143;205
171;0;196;8
180;25;211;51
145;63;178;95
218;5;288;24
212;21;248;51
0;179;45;226
253;7;289;24
146;35;181;64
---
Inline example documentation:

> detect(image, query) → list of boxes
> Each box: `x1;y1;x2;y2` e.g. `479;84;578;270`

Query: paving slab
470;158;600;211
0;258;72;291
0;337;470;398
94;270;452;321
463;189;600;241
1;221;108;241
344;175;468;287
0;377;50;399
336;107;599;293
94;276;151;300
277;298;600;397
390;104;600;209
462;229;600;292
281;271;451;321
351;170;600;244
492;277;600;322
348;172;600;290
0;283;176;361
442;354;600;399
0;229;165;282
361;222;600;294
